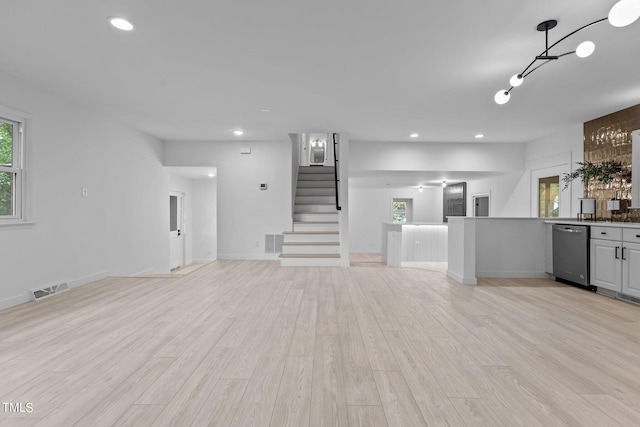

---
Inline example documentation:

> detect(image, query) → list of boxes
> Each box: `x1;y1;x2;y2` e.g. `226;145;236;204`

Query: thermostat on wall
241;147;251;154
260;183;268;190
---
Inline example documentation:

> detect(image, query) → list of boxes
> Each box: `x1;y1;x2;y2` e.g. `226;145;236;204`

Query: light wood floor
2;259;640;426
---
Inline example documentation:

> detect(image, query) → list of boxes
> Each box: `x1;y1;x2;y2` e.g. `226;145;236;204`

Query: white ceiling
349;170;508;189
1;0;639;146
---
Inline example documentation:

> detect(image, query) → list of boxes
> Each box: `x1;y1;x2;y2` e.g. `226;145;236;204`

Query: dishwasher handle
555;227;584;234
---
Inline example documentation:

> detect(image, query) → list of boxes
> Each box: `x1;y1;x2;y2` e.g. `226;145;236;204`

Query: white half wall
192;178;218;262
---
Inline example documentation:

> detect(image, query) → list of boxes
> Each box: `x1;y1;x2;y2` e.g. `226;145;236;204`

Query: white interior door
474;196;490;216
169;192;184;270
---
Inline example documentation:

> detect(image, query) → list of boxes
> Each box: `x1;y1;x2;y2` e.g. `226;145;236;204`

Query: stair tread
279;253;341;258
298;176;335;180
295;202;336;205
299;167;335;171
283;231;339;234
282;242;340;246
294;221;339;224
294;211;338;215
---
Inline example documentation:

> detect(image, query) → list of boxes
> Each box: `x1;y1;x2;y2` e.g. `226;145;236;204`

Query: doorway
310;138;326;165
473;194;490;217
169;192;184;270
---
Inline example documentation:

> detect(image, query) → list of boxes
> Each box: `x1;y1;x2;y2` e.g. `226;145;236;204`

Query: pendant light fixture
494;0;640;104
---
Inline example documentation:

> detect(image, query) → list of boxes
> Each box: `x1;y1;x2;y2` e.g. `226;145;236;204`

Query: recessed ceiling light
410;133;419;138
260;108;271;113
109;17;135;31
475;134;484;139
233;130;244;136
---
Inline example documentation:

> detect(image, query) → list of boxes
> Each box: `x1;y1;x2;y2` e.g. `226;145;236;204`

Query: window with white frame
0;114;25;221
392;198;413;223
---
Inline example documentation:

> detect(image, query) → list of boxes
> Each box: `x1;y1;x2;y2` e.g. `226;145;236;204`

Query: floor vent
265;234;284;254
31;282;69;301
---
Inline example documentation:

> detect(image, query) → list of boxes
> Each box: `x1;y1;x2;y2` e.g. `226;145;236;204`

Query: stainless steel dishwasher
552;224;593;289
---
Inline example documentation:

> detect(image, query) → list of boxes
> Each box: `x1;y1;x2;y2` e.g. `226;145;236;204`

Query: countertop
544;219;640;229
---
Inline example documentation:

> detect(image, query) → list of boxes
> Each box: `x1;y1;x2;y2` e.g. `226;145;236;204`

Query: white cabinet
590;239;622;291
590;226;640;296
622;242;640;298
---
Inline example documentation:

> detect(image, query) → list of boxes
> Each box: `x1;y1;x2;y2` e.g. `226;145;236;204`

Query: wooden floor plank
309;334;348;427
289;301;318;356
0;260;639;426
374;370;427;427
189;379;249;427
110;404;165;427
149;347;236;427
270;356;314;427
346;406;388;427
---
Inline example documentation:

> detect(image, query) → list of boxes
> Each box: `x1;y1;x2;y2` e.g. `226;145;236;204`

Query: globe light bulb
609;0;640;27
509;74;523;87
494;90;511;105
576;41;595;58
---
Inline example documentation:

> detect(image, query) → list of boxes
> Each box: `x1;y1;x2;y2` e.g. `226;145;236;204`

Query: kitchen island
382;222;448;266
446;217;553;285
446;216;640;305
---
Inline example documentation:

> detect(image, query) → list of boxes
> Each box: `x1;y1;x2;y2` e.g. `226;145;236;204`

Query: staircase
280;166;342;266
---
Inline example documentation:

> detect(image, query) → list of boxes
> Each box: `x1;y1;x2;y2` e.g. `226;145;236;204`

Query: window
392;198;413;223
0;114;24;221
538;176;560;217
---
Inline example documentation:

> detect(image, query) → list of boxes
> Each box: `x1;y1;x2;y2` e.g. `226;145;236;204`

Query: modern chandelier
494;0;640;104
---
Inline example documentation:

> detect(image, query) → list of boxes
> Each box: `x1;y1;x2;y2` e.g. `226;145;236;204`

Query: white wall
463;126;583;217
0;70;169;310
163;140;291;259
350;141;526;174
192;178;217;262
349;187;442;253
349;130;585;254
466;172;529;217
506;124;584;217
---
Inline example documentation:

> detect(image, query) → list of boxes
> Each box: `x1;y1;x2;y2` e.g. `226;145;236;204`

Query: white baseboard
446;269;477;285
0;270;111;312
131;268;155;277
476;271;549;279
218;254;280;260
68;270;110;288
191;258;216;263
0;293;31;311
